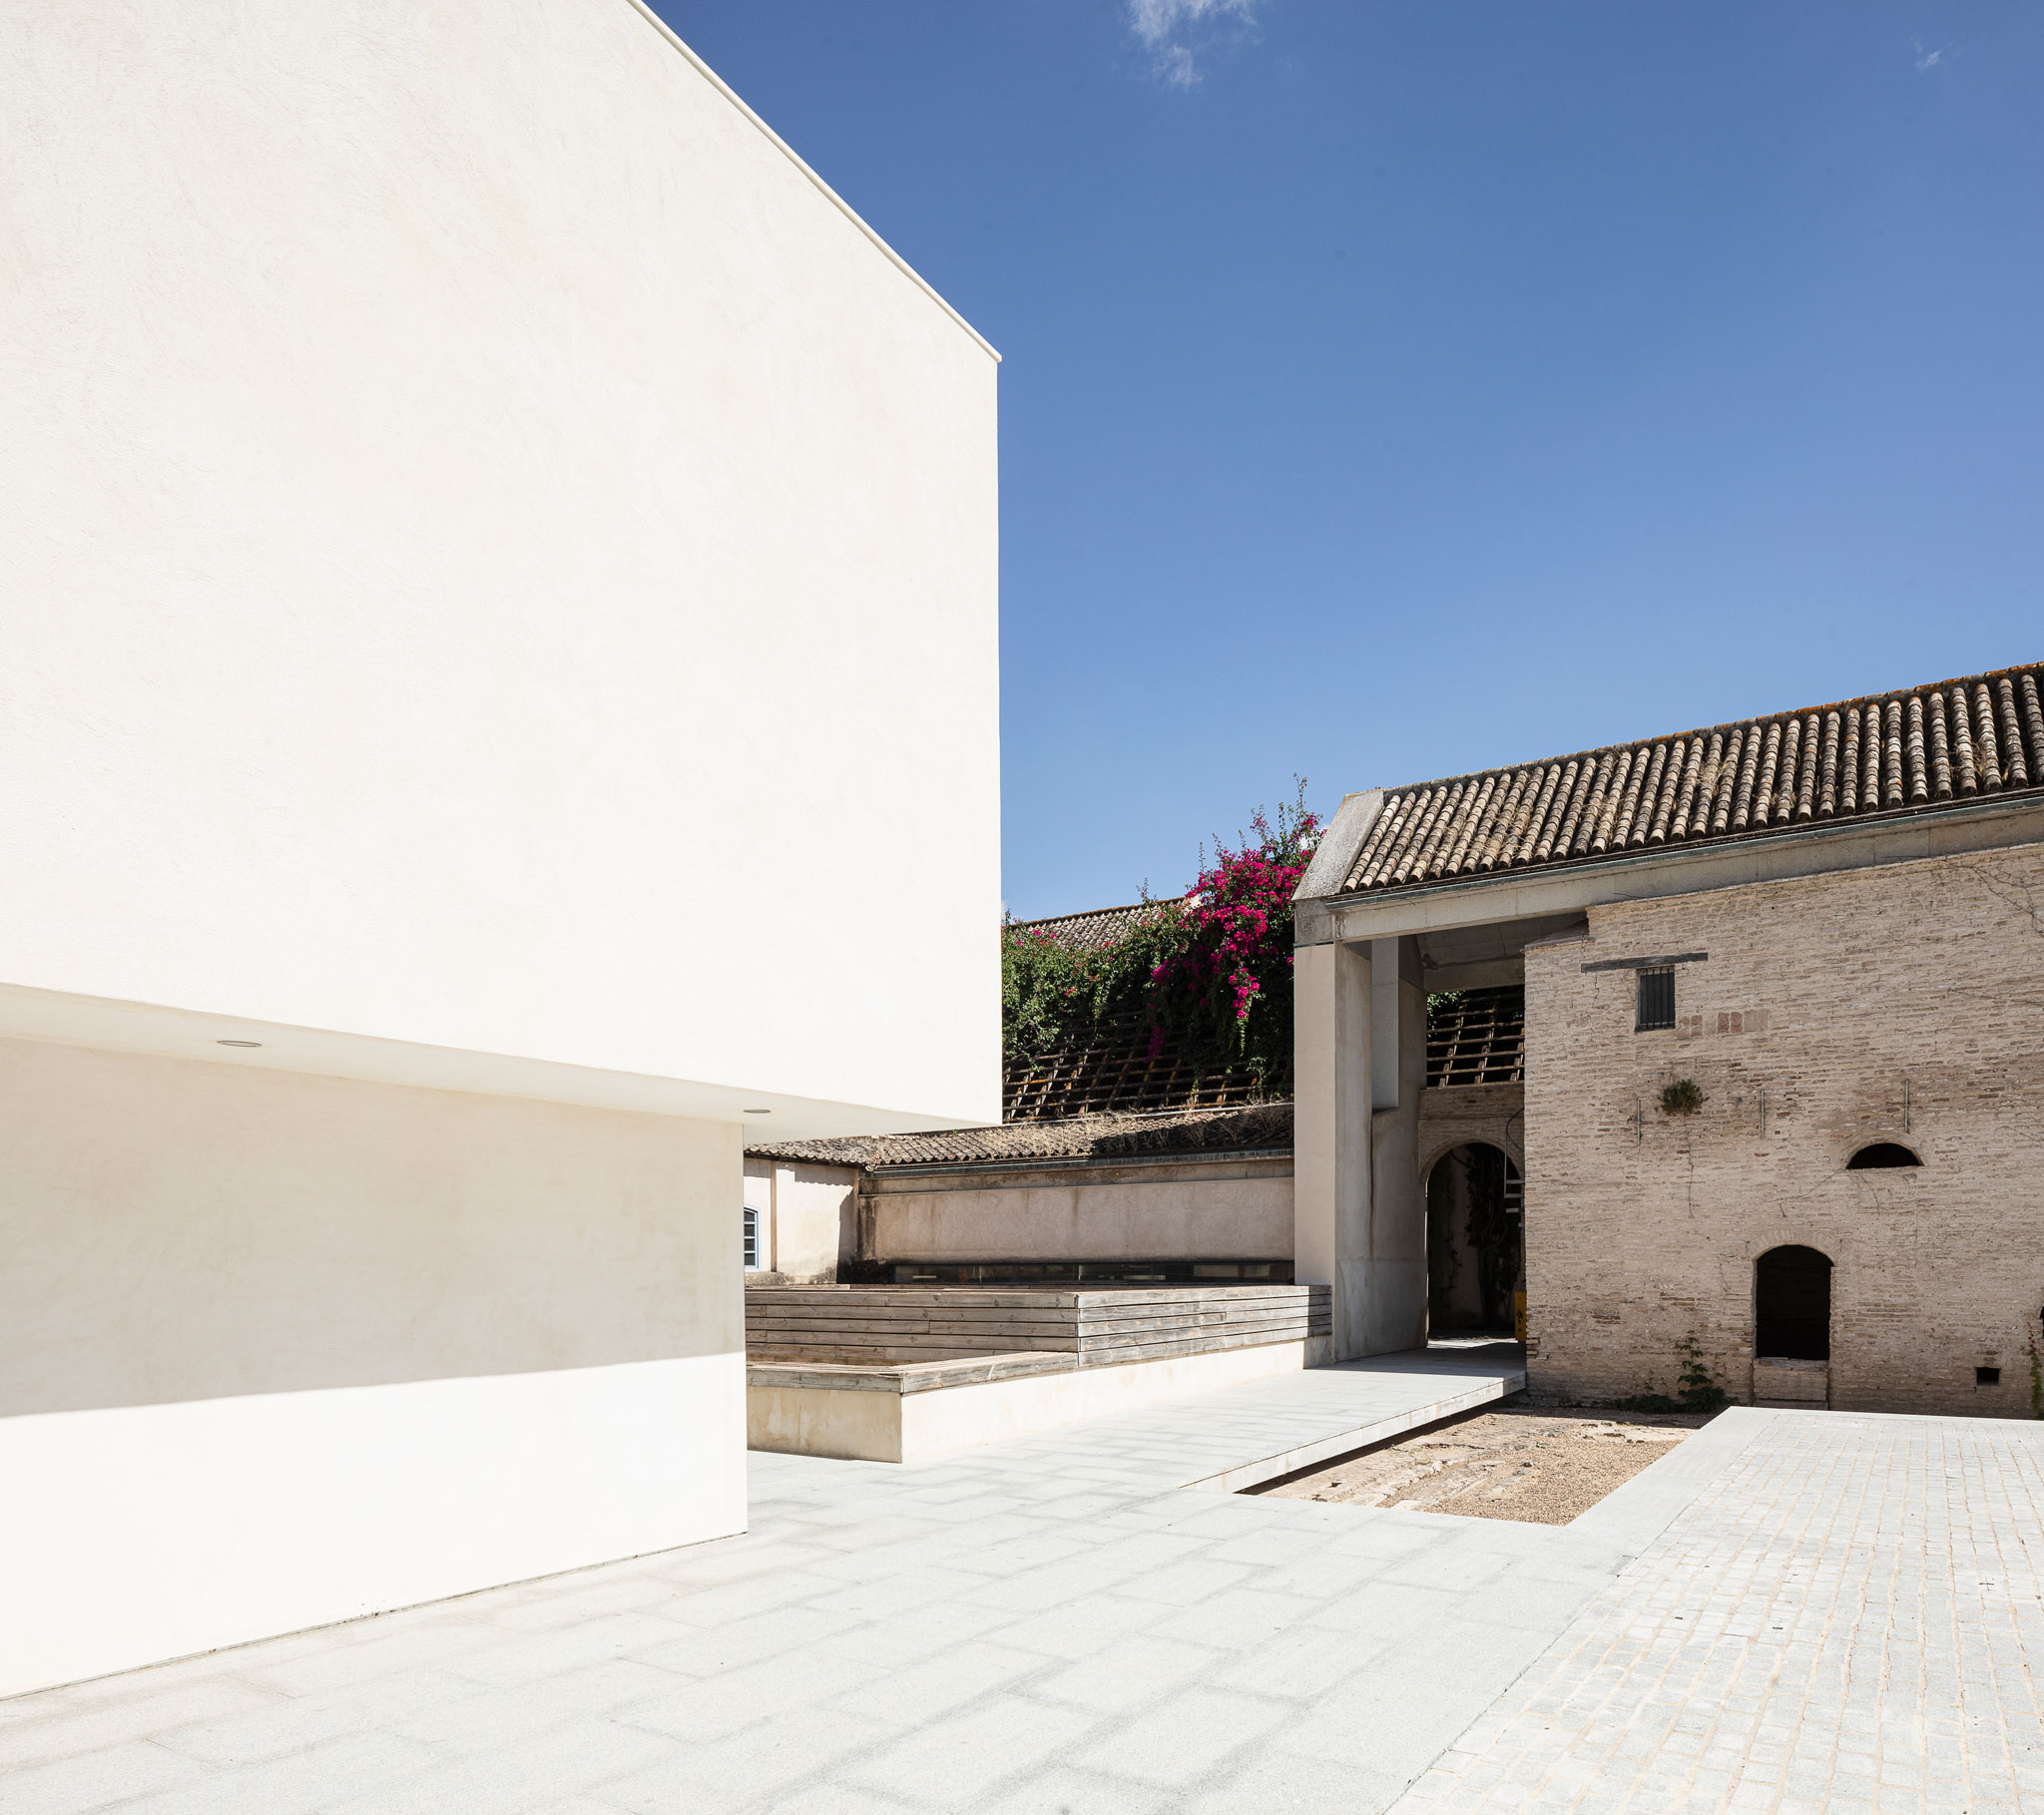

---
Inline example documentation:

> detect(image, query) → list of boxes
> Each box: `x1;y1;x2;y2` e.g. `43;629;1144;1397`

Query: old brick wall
1418;1083;1524;1186
1524;839;2044;1417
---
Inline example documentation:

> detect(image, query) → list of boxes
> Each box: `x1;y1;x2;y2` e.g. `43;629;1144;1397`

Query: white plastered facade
0;0;998;1693
0;1041;747;1697
744;1157;858;1283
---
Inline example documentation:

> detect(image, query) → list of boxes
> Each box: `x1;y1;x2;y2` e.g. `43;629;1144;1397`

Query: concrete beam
1309;796;2044;947
1292;790;1383;920
1370;936;1418;1110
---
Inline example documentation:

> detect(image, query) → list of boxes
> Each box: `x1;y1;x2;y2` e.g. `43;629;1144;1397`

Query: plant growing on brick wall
1616;1336;1728;1414
1675;1336;1729;1411
1659;1079;1706;1117
1000;781;1319;1096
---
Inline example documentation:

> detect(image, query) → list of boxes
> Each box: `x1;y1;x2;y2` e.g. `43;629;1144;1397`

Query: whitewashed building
0;0;999;1695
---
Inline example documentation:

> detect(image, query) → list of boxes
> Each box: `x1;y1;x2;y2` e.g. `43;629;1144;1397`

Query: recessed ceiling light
743;1108;771;1115
217;1039;262;1049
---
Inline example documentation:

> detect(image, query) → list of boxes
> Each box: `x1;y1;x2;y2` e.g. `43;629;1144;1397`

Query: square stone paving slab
3;1359;2038;1815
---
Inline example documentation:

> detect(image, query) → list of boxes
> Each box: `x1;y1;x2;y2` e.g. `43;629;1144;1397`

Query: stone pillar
1365;936;1429;1354
1370;936;1408;1110
1293;939;1374;1359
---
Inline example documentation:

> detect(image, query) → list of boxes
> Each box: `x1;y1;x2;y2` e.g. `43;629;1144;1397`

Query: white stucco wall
868;1168;1294;1264
745;1157;858;1281
0;1;997;1690
0;0;1000;1135
749;1340;1312;1465
0;1037;745;1697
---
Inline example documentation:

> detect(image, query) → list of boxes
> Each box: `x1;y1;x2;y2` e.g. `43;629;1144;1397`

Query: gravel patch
1253;1403;1714;1526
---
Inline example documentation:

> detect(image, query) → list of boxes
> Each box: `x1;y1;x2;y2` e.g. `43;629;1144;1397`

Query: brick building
1294;661;2044;1416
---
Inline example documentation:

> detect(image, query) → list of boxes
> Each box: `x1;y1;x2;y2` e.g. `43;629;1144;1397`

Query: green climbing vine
1615;1336;1728;1414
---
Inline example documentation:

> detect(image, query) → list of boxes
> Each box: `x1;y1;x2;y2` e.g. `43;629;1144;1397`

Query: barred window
743;1204;762;1271
1636;967;1676;1031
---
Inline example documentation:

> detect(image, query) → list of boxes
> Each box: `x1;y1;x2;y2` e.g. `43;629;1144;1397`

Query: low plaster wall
0;1037;746;1696
748;1337;1316;1464
864;1158;1292;1264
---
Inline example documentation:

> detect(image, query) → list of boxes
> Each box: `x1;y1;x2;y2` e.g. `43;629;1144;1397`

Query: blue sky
659;2;2043;919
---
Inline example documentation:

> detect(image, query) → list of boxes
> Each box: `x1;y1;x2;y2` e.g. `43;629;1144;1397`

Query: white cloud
1912;39;1947;71
1127;0;1264;90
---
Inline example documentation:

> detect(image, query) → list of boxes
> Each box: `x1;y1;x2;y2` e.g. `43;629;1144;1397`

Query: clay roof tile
1332;661;2044;898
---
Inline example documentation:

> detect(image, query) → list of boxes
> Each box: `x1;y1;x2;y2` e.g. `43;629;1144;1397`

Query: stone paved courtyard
1395;1409;2044;1815
2;1354;2039;1815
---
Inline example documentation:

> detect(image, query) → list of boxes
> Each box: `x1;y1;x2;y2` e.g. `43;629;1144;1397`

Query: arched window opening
1755;1244;1831;1361
1846;1142;1920;1170
1425;1143;1523;1336
743;1204;762;1272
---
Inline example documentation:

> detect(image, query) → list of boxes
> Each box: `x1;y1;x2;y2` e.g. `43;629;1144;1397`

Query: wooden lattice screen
1004;1012;1266;1122
1425;986;1526;1088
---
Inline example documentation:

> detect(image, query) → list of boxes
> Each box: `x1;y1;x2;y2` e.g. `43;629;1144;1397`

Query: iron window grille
1636;966;1676;1031
742;1205;762;1271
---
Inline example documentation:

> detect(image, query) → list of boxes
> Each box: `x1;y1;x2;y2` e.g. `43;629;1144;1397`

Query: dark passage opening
1755;1244;1831;1360
1426;1143;1522;1336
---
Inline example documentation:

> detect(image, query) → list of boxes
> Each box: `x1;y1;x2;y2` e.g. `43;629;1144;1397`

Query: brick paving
1394;1409;2044;1815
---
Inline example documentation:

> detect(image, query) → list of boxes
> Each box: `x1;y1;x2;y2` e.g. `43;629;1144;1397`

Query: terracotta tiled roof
1006;897;1181;951
745;1134;882;1166
749;1102;1292;1170
1339;663;2044;897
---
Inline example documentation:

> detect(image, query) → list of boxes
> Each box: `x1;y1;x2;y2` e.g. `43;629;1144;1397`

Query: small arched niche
1846;1142;1921;1170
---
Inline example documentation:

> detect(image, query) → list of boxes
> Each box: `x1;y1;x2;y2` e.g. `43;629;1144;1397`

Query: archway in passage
1425;1143;1522;1336
1755;1244;1831;1360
